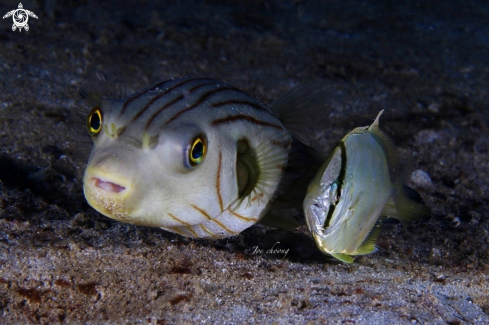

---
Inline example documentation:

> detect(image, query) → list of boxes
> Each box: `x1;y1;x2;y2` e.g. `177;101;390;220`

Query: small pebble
428;102;441;113
414;129;440;145
411;169;432;188
447;213;460;227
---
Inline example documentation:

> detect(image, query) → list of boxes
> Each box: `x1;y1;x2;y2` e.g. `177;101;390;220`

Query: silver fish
82;77;323;239
303;110;430;263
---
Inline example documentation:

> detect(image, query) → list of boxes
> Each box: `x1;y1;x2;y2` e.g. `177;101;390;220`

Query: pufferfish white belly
82;77;317;239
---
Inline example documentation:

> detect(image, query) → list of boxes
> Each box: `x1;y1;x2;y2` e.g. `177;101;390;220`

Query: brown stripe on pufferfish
251;193;264;202
199;224;218;238
168;213;199;237
167;213;192;226
216;151;224;212
135;79;215;129
190;204;237;235
143;94;183;129
228;209;259;222
164;86;239;126
119;79;173;116
185;226;199;238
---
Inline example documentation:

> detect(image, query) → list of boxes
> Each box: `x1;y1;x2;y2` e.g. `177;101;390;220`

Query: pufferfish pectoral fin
233;134;290;211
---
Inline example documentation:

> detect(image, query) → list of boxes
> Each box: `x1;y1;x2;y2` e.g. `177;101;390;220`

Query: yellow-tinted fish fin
368;110;398;171
331;253;354;263
393;160;431;224
381;197;399;218
270;81;335;147
394;184;431;223
233;134;290;210
354;221;382;255
368;110;398;173
259;209;300;230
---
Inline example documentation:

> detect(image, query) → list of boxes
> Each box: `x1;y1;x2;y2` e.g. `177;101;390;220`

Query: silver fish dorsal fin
368;110;398;176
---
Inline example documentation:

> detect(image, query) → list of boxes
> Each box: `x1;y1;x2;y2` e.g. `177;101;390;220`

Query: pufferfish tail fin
270;82;335;147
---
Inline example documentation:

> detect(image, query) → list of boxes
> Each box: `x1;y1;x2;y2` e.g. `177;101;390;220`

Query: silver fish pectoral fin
330;252;354;264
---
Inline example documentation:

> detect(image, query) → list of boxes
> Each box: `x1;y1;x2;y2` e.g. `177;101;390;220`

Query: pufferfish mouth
93;178;126;193
83;169;134;221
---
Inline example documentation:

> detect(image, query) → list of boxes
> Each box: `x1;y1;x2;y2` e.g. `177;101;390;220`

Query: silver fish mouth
93;178;126;193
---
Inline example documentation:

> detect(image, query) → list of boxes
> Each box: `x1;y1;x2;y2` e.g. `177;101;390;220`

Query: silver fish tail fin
394;184;431;223
390;160;431;223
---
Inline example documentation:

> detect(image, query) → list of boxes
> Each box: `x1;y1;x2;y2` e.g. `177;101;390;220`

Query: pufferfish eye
189;135;207;167
87;106;103;136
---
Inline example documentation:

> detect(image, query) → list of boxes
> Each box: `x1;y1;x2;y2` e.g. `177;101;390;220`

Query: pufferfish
303;110;430;263
82;77;324;239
